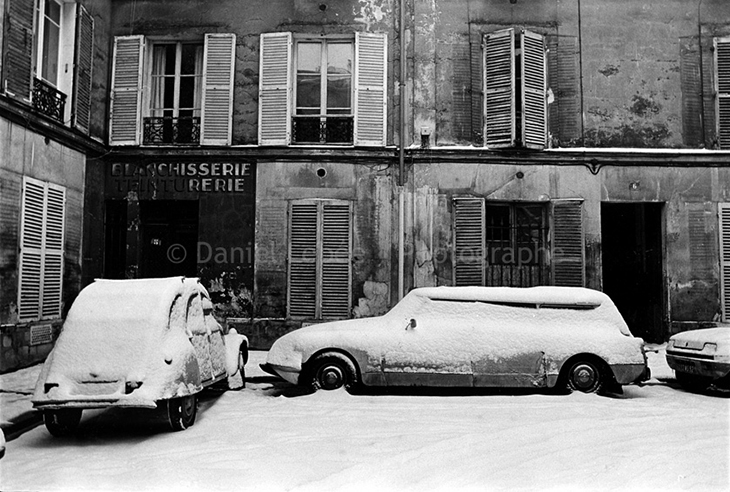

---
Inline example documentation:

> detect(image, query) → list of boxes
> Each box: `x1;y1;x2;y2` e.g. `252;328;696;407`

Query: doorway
139;200;199;278
601;203;664;342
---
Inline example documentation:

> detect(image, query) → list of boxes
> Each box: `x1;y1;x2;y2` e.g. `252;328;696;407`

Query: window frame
146;40;204;120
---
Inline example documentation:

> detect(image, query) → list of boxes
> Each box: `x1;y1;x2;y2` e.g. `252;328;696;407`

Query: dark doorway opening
104;200;127;279
139;200;199;278
601;203;664;342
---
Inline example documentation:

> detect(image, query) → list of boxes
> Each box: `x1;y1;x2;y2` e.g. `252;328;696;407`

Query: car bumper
260;363;301;385
666;353;730;380
611;363;651;385
32;398;158;410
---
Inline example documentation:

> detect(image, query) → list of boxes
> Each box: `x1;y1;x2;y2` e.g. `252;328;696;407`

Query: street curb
1;410;43;441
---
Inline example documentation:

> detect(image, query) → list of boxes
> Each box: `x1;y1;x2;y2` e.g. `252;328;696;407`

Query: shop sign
110;162;252;193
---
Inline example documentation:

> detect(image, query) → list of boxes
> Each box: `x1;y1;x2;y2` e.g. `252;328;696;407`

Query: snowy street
1;348;728;492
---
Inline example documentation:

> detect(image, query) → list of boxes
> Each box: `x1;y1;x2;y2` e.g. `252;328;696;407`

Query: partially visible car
0;428;5;459
32;277;248;436
665;327;730;391
262;286;650;395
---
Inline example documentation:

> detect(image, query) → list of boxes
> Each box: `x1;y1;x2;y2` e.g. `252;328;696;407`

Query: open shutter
354;32;387;147
288;202;317;318
521;30;547;149
715;37;730;149
321;203;351;318
72;3;94;133
201;33;235;145
259;32;292;146
484;29;515;148
720;203;730;322
546;35;580;146
551;200;584;287
109;35;143;145
453;197;485;286
18;178;65;321
3;0;34;101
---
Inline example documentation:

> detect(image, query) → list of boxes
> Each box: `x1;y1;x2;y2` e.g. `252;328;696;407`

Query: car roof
409;286;606;309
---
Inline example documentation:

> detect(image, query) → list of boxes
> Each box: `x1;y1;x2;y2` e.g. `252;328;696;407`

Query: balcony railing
33;78;66;123
143;116;201;145
292;116;354;144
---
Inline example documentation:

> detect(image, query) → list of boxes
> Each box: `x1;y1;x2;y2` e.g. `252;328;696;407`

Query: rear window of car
428;298;600;311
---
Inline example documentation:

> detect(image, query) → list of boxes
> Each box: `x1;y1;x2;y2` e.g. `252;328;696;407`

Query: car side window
187;293;208;335
202;295;221;333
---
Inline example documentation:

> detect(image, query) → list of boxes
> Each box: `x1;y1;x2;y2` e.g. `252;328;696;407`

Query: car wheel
675;371;712;392
166;394;197;431
565;359;604;394
43;409;82;437
308;353;356;392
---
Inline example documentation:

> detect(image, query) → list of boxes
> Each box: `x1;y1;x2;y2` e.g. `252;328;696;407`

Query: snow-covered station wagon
32;277;248;436
262;286;650;394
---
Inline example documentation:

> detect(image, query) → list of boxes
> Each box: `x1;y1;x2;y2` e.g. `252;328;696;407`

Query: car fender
224;328;248;376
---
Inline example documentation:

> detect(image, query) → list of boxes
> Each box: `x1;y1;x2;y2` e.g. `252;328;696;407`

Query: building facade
2;0;729;371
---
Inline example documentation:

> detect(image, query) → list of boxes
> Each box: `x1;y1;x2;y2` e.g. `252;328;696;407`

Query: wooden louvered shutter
551;200;584;287
18;178;65;321
109;36;143;145
453;197;485;286
288;202;317;318
321;203;352;318
354;32;387;147
201;33;236;145
546;35;580;146
720;203;730;322
72;4;94;133
715;37;730;149
3;0;34;101
259;32;292;145
521;30;547;149
483;29;515;148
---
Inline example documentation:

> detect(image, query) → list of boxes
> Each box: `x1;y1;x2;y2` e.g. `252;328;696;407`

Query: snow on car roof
408;286;606;308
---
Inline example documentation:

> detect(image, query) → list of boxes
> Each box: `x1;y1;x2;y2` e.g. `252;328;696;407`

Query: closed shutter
18;178;66;321
354;32;387;147
3;0;34;101
321;203;351;318
288;202;317;318
546;35;580;146
201;33;236;145
720;203;730;322
680;36;704;147
715;37;730;149
453;197;485;286
258;32;292;146
109;36;144;145
521;30;547;149
483;29;515;148
72;4;94;133
551;200;584;287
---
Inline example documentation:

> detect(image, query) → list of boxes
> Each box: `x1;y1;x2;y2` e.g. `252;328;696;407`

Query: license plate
72;381;121;396
674;362;700;375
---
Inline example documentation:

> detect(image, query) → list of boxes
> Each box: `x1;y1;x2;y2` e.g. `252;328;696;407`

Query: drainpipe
397;0;407;300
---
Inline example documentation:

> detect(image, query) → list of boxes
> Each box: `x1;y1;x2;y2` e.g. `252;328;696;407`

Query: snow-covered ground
1;348;728;492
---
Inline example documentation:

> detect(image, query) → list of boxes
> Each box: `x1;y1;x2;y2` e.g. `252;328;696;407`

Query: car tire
565;359;605;394
308;353;357;392
166;394;197;431
43;409;82;437
675;371;712;392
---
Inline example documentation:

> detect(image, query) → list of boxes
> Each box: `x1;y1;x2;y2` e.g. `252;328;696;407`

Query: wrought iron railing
33;78;66;123
143;116;201;145
292;116;353;144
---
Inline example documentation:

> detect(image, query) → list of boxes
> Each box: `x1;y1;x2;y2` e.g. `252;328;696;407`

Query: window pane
297;43;321;74
41;19;59;82
45;0;61;24
326;44;352;113
180;44;201;75
179;76;197;109
297;75;321;110
297;43;321;112
327;44;352;75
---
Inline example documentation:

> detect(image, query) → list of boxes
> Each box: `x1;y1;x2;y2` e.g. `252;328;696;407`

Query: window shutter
551;200;584;287
288;202;317;318
18;178;65;321
483;29;516;148
201;33;236;145
680;36;704;147
715;37;730;149
321;203;351;318
109;35;144;146
453;197;485;286
521;30;547;149
3;0;34;101
720;203;730;322
72;3;94;134
546;35;580;146
258;32;292;146
354;32;387;147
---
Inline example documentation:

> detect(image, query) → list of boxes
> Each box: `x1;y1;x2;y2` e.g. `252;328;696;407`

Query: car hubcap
572;364;597;391
320;366;344;390
181;396;195;419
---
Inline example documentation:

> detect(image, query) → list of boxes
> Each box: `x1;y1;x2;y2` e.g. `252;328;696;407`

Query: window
18;177;66;321
259;32;387;147
34;0;61;85
109;33;235;146
293;40;354;144
288;200;352;319
483;28;547;149
453;198;583;288
715;37;730;149
720;203;730;322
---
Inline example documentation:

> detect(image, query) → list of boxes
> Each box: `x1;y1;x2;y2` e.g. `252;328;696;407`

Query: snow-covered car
0;428;5;459
32;277;248;436
665;327;730;391
262;286;650;394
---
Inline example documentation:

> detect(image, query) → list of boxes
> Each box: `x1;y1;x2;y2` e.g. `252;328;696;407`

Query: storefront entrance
601;203;665;342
